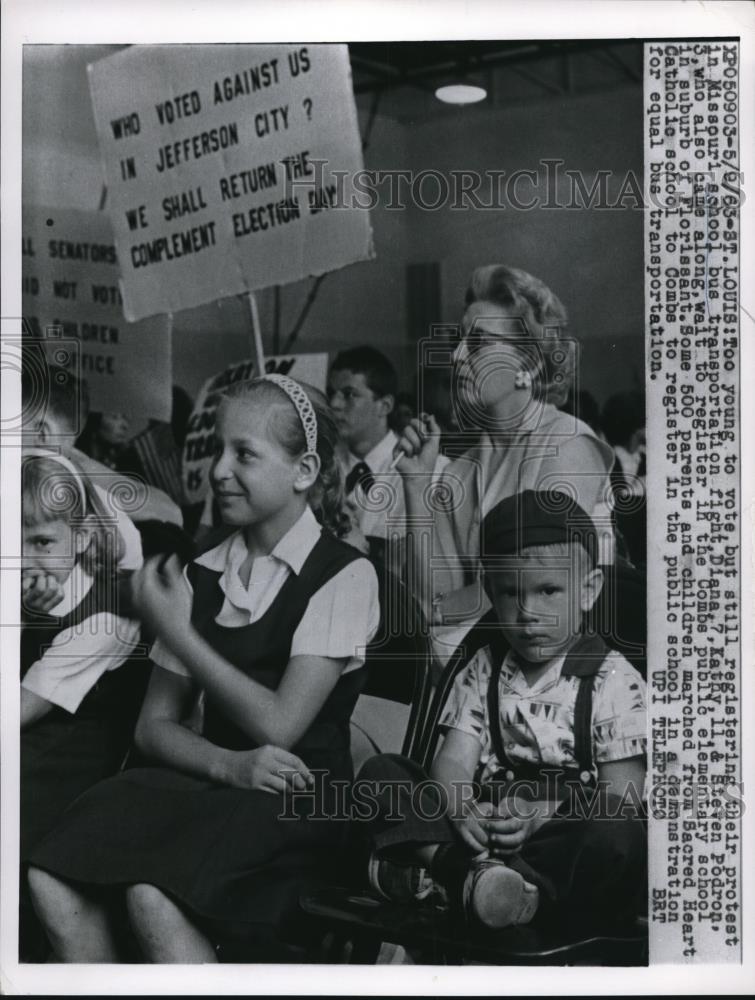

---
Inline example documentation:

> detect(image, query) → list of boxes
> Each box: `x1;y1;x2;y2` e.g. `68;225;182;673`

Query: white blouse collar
195;505;322;579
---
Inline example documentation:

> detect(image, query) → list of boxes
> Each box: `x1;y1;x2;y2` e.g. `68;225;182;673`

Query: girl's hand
393;413;441;477
131;555;191;647
222;744;314;795
21;571;65;615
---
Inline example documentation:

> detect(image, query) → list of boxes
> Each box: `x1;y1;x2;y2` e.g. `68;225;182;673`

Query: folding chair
351;563;434;764
300;609;648;966
590;555;647;677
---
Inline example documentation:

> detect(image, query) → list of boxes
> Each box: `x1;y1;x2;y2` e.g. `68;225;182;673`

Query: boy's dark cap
481;489;598;561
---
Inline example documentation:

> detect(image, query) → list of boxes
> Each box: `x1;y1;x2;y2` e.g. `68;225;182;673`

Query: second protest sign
183;352;329;504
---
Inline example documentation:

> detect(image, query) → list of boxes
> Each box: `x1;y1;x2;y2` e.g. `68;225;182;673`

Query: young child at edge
20;452;146;960
361;489;647;932
27;375;379;963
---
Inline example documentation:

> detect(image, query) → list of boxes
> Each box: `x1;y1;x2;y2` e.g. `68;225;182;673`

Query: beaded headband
259;374;318;454
23;447;88;514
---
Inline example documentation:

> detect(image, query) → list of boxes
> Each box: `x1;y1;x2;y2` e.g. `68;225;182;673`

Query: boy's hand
22;572;65;615
484;800;535;857
454;800;494;856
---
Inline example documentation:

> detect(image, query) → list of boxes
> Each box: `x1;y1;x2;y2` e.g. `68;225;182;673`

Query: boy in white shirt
362;489;647;932
329;347;448;569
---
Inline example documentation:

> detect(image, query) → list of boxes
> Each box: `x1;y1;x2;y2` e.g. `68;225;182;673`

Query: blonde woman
395;265;614;660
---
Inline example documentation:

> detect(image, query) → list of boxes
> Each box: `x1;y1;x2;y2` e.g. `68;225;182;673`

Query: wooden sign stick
247;292;266;375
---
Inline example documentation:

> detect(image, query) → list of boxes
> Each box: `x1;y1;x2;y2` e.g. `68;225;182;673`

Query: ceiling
349;40;642;122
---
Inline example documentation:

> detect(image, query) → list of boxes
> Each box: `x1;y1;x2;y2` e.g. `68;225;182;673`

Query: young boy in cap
361;489;647;931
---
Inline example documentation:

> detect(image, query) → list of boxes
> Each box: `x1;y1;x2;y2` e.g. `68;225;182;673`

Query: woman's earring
514;369;533;390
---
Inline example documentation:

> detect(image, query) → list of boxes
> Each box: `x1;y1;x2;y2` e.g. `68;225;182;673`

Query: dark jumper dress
21;574;149;859
29;532;369;927
20;572;149;961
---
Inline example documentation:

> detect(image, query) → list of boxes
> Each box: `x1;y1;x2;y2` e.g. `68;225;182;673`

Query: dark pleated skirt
21;660;151;859
29;765;349;926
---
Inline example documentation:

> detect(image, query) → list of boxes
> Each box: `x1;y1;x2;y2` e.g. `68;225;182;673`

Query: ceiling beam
351;40;639;94
602;47;642;83
512;64;564;95
349;54;403;81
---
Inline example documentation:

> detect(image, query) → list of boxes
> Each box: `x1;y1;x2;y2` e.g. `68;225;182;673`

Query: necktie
345;461;374;495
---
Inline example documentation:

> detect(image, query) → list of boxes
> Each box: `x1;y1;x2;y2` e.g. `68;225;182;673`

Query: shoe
367;852;445;904
462;858;539;929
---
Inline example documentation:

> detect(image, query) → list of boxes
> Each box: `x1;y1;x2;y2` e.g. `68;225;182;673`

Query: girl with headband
19;452;147;960
28;375;379;963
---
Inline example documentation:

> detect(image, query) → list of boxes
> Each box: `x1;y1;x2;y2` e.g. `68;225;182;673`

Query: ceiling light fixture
435;82;487;105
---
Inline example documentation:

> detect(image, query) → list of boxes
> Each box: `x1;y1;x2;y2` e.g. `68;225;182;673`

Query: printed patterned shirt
439;645;647;786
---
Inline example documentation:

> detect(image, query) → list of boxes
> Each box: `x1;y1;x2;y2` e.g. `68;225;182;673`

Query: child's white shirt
152;506;380;677
440;644;647;786
21;564;141;714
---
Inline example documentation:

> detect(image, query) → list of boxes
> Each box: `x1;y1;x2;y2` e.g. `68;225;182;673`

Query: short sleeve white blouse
151;506;380;677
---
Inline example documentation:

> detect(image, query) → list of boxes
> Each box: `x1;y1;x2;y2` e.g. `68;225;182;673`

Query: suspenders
485;632;611;790
573;672;596;778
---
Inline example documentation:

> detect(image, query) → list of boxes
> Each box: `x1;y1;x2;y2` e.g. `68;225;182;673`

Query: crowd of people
18;263;648;964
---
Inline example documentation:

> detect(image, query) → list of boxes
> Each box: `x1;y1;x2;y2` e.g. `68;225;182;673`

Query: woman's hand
22;571;65;615
394;413;441;477
221;744;314;795
131;555;192;648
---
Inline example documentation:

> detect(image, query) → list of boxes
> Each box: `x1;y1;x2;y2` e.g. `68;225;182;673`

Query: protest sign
21;205;172;422
87;45;374;321
182;352;329;503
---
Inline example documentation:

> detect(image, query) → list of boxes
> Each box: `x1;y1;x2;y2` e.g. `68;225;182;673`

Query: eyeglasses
458;333;536;364
459;315;533;358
